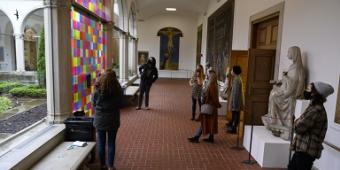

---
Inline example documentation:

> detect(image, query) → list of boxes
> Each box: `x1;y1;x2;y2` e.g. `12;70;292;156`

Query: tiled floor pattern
91;79;278;170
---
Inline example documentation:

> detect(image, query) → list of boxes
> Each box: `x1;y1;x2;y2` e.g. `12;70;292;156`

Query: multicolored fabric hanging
71;7;106;115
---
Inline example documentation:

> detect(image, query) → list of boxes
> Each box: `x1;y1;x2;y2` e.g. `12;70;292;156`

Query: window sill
0;119;65;169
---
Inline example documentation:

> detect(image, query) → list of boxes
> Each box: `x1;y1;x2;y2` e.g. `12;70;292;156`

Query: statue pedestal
218;96;227;116
243;126;290;168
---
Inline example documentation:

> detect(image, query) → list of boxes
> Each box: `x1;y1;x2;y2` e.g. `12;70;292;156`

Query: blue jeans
97;129;118;167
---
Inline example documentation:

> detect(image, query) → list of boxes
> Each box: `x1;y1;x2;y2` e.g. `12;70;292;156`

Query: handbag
201;104;214;115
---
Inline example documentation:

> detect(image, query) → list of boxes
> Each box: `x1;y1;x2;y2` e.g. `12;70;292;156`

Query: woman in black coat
93;69;123;170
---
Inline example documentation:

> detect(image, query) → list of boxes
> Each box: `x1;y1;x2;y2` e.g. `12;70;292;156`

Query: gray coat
230;76;244;111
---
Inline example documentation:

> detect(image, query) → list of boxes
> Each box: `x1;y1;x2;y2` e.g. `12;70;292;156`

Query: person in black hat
288;81;334;170
136;57;158;110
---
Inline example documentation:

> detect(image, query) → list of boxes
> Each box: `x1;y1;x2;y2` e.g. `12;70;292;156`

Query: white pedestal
243;126;290;168
218;96;227;116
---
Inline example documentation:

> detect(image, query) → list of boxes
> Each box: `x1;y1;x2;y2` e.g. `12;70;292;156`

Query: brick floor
90;79;278;170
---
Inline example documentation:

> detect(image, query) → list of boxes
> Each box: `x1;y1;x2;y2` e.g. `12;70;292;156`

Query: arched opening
0;10;15;71
21;8;44;71
113;0;124;29
128;4;137;37
113;0;125;79
127;3;137;78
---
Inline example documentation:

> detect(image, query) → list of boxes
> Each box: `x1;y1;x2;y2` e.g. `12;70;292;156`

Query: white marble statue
262;46;306;140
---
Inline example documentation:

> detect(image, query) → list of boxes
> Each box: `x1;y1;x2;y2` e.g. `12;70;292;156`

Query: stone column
44;0;73;123
105;22;114;69
14;33;25;71
134;39;138;75
119;33;128;82
124;34;129;81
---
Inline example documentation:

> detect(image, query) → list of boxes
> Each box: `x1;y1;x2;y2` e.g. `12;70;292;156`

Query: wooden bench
31;142;95;170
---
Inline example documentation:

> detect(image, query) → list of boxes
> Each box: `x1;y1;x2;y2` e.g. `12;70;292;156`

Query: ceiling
136;0;210;20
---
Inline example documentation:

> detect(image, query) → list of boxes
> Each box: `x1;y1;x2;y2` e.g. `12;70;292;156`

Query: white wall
137;13;197;77
279;1;340;169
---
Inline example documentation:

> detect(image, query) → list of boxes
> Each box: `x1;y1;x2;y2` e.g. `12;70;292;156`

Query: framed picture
138;51;149;65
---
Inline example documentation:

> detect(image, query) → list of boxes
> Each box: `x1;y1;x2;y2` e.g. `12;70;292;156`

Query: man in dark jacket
136;57;158;110
288;81;334;170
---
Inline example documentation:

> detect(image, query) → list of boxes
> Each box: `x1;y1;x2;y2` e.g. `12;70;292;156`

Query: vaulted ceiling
136;0;210;20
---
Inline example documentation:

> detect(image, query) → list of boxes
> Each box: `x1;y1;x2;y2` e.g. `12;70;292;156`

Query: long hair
197;64;205;81
204;69;220;107
98;69;121;97
290;46;306;99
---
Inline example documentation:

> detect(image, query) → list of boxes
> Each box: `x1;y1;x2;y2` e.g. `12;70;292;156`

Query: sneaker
187;137;199;143
145;107;150;110
136;107;141;110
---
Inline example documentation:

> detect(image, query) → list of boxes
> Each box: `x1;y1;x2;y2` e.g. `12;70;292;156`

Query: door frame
248;2;284;80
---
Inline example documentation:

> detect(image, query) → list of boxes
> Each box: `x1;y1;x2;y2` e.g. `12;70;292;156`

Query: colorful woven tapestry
71;8;106;115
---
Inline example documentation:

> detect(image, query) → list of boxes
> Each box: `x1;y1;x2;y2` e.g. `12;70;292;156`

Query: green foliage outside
0;96;12;113
9;85;46;98
0;82;24;93
37;29;46;87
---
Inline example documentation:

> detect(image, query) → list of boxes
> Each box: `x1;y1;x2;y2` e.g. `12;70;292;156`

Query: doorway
245;9;283;125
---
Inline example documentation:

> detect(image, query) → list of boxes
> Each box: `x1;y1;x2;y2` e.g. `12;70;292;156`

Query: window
0;10;15;71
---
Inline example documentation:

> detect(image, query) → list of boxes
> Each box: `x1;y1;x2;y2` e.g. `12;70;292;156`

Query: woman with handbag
188;68;221;143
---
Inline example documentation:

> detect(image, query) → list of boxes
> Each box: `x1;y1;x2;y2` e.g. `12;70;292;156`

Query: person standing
288;82;334;170
188;69;221;143
227;65;244;134
136;57;158;110
189;66;204;120
93;69;123;170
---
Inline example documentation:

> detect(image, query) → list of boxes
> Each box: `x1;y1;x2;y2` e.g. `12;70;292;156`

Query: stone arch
21;8;44;34
113;0;124;29
128;2;137;36
21;8;44;71
0;9;15;71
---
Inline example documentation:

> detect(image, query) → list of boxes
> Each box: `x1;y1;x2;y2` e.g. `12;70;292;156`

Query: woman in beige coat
188;69;221;143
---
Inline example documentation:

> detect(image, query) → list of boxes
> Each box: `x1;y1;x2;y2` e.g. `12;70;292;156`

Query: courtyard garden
0;81;47;141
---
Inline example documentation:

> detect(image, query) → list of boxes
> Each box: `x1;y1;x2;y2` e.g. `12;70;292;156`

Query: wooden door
227;51;248;123
251;15;279;50
245;49;276;125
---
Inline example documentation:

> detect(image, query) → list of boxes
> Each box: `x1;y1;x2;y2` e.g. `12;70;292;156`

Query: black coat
92;87;123;130
139;63;158;86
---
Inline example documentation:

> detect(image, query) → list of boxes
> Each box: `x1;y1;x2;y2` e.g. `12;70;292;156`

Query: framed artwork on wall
138;51;149;65
335;76;340;124
157;27;183;70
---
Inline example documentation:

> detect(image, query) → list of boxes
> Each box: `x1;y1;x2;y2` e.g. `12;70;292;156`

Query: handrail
324;141;340;152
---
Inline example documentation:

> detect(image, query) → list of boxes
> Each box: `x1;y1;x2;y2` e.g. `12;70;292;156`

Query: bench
31;142;96;170
131;78;140;86
123;86;140;105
